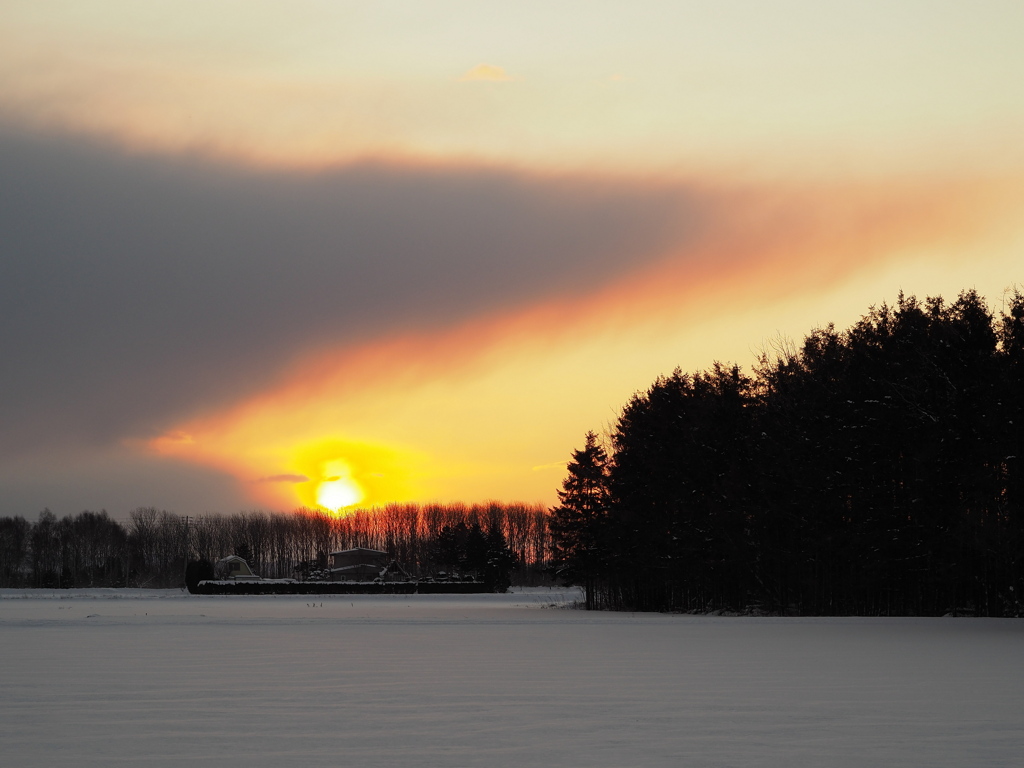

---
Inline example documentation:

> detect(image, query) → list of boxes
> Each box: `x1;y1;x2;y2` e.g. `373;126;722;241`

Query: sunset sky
2;1;1023;518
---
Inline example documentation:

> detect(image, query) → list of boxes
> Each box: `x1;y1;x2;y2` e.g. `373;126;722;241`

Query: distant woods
6;289;1023;615
0;502;548;589
550;289;1024;616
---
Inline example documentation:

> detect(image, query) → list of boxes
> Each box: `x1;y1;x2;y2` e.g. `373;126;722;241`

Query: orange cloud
145;173;1024;511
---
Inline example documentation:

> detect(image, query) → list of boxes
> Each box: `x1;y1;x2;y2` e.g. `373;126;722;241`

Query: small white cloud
459;64;515;82
531;461;566;472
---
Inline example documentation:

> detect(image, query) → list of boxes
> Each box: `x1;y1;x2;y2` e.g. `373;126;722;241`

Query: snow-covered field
2;587;1021;767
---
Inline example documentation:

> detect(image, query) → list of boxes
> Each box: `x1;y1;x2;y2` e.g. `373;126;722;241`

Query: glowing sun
317;477;363;510
315;459;365;511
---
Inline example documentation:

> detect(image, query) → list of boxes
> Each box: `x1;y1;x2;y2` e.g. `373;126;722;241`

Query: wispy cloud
257;474;309;484
531;462;567;472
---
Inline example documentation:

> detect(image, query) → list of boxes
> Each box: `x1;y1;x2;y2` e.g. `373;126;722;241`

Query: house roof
329;564;384;573
328;547;387;557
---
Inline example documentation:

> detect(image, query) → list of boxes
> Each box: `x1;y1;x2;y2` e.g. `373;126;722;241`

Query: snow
2;587;1022;767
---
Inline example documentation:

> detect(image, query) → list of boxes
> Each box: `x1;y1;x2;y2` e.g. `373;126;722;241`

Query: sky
2;1;1023;518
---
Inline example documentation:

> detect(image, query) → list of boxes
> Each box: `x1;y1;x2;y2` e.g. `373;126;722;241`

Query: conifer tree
463;523;490;576
562;289;1024;615
549;431;610;608
483;526;517;592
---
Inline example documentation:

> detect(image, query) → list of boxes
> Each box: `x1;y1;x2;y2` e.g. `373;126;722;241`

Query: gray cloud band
0;130;702;458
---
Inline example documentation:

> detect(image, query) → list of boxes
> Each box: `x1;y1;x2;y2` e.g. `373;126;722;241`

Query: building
328;547;409;582
213;555;260;581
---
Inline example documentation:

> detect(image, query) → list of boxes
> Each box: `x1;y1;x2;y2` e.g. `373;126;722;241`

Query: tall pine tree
549;431;610;608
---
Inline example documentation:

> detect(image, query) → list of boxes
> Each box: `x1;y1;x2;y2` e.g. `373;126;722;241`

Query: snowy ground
2;587;1022;767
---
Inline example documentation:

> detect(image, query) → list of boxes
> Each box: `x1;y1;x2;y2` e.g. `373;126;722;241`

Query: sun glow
316;473;364;512
138;174;1024;512
315;458;363;512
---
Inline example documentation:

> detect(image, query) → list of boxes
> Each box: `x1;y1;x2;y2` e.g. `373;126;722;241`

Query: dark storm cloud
0;130;703;458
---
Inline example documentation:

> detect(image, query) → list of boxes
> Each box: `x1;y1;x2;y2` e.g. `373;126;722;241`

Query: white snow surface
2;587;1022;767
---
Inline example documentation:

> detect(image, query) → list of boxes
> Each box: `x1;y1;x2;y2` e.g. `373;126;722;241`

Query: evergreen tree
185;558;214;593
548;431;610;608
483;527;517;592
608;365;753;612
463;523;490;577
430;522;468;574
563;289;1024;615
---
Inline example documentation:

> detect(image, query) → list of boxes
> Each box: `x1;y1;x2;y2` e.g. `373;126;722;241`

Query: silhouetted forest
6;289;1022;613
0;502;548;589
550;290;1024;616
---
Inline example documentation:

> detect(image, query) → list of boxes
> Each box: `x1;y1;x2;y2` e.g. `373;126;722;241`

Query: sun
282;439;422;511
316;476;364;511
314;458;365;512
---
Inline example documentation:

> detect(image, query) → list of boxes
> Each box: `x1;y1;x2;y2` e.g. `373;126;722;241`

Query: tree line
549;290;1024;616
0;502;550;589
